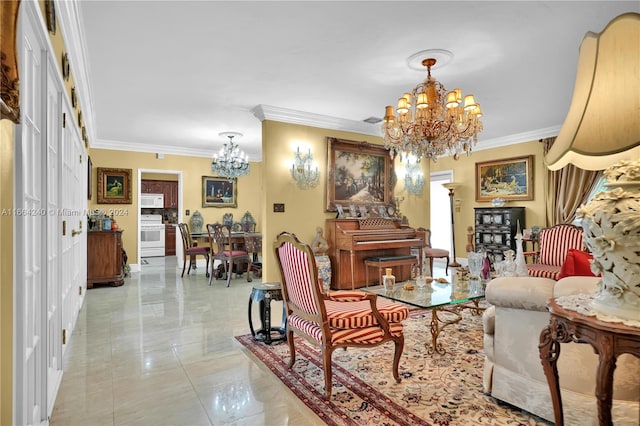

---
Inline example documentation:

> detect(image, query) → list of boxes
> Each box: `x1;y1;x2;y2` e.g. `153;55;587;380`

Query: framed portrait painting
202;176;237;207
326;137;395;212
476;155;534;202
97;167;132;204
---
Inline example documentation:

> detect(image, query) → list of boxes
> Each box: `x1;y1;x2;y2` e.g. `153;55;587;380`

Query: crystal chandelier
382;55;483;161
290;146;320;189
211;132;250;179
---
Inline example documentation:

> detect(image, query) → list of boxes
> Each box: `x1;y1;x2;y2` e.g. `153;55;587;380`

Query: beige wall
0;120;14;426
88;149;263;261
430;140;547;258
260;120;430;281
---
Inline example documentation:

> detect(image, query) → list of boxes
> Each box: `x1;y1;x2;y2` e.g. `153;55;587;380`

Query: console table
538;297;640;426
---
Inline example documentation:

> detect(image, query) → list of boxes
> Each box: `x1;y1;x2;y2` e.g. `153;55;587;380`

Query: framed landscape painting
202;176;237;207
326;137;394;212
475;155;533;202
97;167;132;204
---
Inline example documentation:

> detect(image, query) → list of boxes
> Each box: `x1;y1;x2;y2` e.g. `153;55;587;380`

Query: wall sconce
291;146;320;189
403;154;425;195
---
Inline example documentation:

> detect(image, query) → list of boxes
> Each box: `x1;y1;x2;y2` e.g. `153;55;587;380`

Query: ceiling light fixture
211;132;250;179
382;51;483;161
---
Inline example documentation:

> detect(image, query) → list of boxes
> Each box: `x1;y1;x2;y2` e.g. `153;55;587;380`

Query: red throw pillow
557;249;599;279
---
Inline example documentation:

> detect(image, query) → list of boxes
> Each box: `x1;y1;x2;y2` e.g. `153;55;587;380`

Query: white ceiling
69;1;639;161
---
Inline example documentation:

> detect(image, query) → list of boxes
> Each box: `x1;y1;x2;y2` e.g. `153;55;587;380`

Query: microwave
140;194;164;208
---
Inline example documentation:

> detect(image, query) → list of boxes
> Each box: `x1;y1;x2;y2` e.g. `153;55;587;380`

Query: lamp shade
545;13;640;171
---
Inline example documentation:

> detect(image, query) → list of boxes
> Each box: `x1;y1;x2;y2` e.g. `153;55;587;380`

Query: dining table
190;231;263;276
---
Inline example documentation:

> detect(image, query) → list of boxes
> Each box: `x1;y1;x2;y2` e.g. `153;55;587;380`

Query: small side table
248;282;287;344
539;297;640;426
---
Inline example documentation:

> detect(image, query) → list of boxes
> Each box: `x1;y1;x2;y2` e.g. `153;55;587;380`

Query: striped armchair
274;232;408;399
526;224;584;280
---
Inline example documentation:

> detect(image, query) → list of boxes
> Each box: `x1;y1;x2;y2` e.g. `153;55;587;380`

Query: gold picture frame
97;167;132;204
202;176;237;208
475;155;534;202
326;137;395;212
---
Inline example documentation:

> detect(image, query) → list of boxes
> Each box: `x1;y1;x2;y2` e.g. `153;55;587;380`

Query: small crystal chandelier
290;146;320;189
211;132;250;179
402;153;425;195
382;52;483;161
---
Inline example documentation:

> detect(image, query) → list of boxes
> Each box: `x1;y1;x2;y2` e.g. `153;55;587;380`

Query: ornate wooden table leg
539;320;565;426
594;335;615;426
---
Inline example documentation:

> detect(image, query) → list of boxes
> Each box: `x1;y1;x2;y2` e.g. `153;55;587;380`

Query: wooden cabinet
87;230;125;288
474;207;525;263
164;181;178;208
165;224;176;256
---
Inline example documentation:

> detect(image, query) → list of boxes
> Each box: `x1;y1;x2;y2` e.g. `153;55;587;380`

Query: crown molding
252;105;381;136
56;0;96;146
92;138;216;159
474;125;560;151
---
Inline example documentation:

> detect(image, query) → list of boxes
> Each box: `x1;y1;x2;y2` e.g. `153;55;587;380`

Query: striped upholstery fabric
538;225;584;267
527;224;584;280
274;232;406;399
277;241;320;316
288;314;404;344
526;264;561;279
325;298;408;329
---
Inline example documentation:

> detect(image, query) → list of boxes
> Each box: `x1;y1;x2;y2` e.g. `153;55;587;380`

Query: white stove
140;214;165;257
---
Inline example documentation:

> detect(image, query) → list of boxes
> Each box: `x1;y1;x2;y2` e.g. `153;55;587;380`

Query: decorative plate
61;53;70;81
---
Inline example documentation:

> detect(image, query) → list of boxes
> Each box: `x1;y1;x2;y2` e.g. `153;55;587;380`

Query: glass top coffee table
363;277;485;355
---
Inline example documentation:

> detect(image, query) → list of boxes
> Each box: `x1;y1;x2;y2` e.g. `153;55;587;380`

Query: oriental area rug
236;305;551;426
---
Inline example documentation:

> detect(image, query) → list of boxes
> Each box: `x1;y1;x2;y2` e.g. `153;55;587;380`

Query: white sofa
483;276;639;425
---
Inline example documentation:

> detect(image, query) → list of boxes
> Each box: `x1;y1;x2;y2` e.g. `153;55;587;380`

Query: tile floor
50;256;452;425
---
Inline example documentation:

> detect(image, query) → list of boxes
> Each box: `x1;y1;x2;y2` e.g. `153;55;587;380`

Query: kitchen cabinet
165;224;176;256
164;181;178;208
87;230;125;288
474;207;525;263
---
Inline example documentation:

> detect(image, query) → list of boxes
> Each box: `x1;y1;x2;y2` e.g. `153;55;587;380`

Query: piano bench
364;255;418;286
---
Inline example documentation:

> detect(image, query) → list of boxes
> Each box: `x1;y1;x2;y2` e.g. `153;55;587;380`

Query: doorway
137;169;183;270
429;170;454;266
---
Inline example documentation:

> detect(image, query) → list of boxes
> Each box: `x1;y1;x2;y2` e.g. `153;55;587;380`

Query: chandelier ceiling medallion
382;50;483;162
211;132;250;179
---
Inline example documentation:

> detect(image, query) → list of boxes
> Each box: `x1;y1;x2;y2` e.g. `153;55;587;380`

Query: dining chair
206;223;252;286
177;223;210;278
419;227;450;276
243;232;262;279
274;231;408;399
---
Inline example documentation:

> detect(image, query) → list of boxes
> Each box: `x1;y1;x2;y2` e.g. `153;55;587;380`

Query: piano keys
326;218;426;290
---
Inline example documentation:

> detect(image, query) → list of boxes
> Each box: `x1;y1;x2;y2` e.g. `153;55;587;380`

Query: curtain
542;137;601;225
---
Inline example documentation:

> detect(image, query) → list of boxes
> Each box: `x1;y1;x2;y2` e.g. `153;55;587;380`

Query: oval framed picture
387;204;396;217
61;53;70;81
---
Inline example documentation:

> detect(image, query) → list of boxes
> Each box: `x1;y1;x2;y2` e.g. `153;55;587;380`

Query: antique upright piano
326;217;426;290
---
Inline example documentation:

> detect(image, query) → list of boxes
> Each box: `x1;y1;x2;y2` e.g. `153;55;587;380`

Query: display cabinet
474;207;525;262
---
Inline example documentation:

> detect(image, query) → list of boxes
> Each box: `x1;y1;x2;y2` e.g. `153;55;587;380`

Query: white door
430;171;453;262
15;4;47;423
60;104;86;360
45;57;63;411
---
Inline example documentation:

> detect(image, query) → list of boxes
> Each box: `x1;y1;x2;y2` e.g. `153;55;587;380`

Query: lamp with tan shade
546;13;640;321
